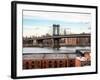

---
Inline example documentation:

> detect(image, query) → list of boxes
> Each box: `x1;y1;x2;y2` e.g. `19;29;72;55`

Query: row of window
23;58;91;69
23;59;69;69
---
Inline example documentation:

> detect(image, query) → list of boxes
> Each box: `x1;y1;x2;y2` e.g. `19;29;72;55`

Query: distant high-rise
64;29;66;35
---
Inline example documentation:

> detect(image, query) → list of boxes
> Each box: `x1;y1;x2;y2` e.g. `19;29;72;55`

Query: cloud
23;25;51;37
23;10;91;23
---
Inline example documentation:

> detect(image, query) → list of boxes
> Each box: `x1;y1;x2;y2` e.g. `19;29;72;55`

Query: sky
23;10;91;37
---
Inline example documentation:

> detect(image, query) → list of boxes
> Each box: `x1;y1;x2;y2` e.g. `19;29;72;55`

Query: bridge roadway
36;34;90;40
23;34;90;41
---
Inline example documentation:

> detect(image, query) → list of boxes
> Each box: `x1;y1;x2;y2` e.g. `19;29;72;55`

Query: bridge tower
52;24;60;49
53;24;60;36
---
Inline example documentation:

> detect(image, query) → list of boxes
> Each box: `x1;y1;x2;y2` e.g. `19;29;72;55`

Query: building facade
23;52;91;69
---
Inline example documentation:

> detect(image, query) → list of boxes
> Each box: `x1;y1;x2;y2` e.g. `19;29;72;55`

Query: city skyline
23;10;91;37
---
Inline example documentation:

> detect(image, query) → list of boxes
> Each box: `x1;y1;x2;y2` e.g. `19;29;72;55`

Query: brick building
23;52;91;69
